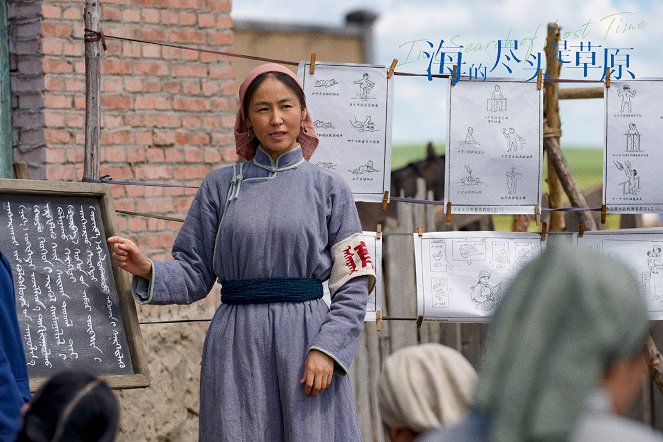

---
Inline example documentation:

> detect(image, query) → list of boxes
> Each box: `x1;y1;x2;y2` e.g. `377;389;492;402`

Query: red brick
147;147;166;162
47;165;77;181
162;81;181;93
41;4;62;19
102;146;128;162
142;9;160;23
43;94;72;108
144;81;162;93
73;131;84;145
165;147;184;162
64;113;84;128
65;78;84;92
102;78;123;93
14;40;41;55
198;13;215;28
124;78;143;92
42;39;63;55
122;9;141;22
102;59;131;75
209;64;233;79
154;97;172;110
182;147;203;162
144;113;181;128
182;81;201;95
122;42;142;58
170;29;205;44
73;60;85;74
135;164;171;180
19;128;46;146
179;11;196;25
210;98;233;111
203;147;221;163
46;147;66;163
190;132;211;145
134;130;153;145
217;16;232;28
127;148;147;163
135;61;168;76
181;48;200;62
135;28;167;42
201;80;221;96
44;76;64;92
124;114;144;127
63;42;82;57
62;7;82;20
125;186;146;198
160;10;179;25
135;96;155;109
171;64;207;78
168;0;202;8
43;59;73;73
73;96;85;110
19;95;43;109
153;130;175;147
101;130;132;145
127;217;148;232
142;44;161;58
45;128;73;144
12;77;44;93
43;111;65;127
101;114;123;129
102;6;121;21
175;165;209;180
173;97;209;112
102;95;132;110
13;111;43;128
182;116;202;127
42;23;73;38
208;0;231;12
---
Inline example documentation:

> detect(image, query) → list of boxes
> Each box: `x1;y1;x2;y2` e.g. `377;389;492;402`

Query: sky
232;0;661;148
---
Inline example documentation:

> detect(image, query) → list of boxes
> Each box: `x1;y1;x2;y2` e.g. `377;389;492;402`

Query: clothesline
83;28;608;84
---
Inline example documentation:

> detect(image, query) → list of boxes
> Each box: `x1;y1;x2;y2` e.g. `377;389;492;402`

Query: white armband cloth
329;232;376;297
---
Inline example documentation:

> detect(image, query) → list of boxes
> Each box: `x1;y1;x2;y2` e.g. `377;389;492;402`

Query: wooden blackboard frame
0;178;150;390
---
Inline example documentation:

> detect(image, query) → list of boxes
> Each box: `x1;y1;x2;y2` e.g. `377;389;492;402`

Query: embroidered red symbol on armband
354;241;373;269
343;246;358;275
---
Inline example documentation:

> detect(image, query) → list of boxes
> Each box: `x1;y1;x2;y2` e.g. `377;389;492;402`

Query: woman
16;370;119;442
419;243;660;442
377;344;476;442
108;63;374;441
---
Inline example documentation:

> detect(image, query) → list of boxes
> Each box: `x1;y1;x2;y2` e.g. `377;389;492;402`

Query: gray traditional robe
133;146;368;441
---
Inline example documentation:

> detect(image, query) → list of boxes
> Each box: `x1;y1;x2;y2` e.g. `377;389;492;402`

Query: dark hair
16;370;120;442
242;71;307;118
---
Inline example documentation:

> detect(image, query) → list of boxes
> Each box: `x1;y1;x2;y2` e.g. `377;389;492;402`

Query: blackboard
0;179;150;390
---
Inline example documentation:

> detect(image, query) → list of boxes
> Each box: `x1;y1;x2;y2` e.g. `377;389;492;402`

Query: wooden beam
0;0;13;178
558;87;604;100
84;0;102;180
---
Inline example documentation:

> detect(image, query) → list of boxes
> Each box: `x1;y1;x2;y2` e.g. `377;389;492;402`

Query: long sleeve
132;171;226;305
308;177;371;375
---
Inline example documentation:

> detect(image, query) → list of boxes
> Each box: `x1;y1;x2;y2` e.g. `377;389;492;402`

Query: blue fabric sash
220;278;323;305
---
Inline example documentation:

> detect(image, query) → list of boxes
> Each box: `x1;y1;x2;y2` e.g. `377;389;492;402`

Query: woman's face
246;76;306;160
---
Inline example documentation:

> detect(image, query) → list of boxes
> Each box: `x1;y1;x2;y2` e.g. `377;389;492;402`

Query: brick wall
8;0;236;260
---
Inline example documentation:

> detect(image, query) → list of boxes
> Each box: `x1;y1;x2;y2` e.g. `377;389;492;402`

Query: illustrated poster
445;79;543;214
414;231;542;321
576;229;663;320
604;80;663;213
298;62;394;202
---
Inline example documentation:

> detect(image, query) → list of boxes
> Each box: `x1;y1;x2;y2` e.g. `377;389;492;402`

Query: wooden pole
0;0;13;179
558;87;603;100
544;23;565;232
84;0;102;180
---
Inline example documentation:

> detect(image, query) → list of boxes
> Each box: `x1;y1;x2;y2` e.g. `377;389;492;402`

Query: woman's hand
107;236;152;280
300;349;334;397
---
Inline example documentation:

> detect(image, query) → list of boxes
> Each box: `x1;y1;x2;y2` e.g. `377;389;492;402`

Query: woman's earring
300;123;307;134
247;127;254;139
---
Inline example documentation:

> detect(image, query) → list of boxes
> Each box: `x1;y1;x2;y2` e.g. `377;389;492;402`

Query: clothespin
376;224;382;241
376;310;382;332
416;316;424;328
536;70;543;90
445;202;452;225
534;206;541;226
451;65;458;85
381;191;389;211
600;204;607;224
578;223;586;238
309;54;316;75
605;67;611;89
540;221;548;242
387;59;398;79
417;224;424;238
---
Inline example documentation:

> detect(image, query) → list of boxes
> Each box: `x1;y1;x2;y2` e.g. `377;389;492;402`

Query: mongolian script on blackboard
1;195;133;378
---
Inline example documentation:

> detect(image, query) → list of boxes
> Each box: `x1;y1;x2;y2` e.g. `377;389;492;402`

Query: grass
391;142;621;231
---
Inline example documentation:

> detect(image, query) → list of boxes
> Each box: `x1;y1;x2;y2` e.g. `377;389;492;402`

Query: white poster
298;62;394;202
323;231;384;322
445;79;543;215
576;229;663;320
414;231;542;321
604;80;663;213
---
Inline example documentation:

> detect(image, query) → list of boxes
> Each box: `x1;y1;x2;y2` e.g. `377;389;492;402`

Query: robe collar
253;146;305;172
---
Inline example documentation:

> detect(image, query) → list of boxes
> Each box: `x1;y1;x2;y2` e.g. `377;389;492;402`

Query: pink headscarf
234;63;319;161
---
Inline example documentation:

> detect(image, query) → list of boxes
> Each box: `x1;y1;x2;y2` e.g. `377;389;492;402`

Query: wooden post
84;0;102;180
544;23;565;232
0;0;13;179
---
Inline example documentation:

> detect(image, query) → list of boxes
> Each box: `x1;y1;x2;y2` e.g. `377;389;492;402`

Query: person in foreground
418;242;662;442
0;249;30;441
15;370;119;442
108;63;375;441
378;343;477;442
